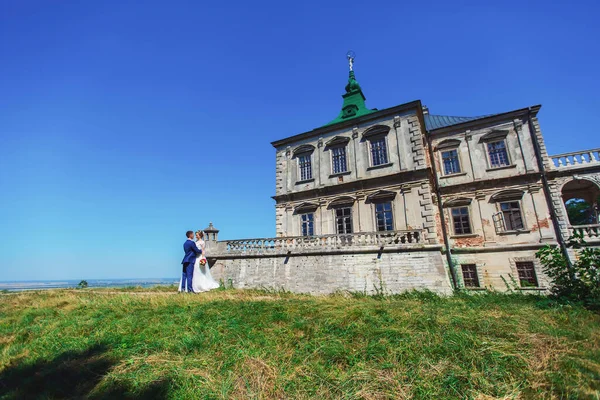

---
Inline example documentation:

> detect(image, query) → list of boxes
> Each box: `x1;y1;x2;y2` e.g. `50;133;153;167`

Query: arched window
561;179;600;226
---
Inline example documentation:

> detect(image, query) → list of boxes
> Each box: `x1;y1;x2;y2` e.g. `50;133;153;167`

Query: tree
565;198;596;226
77;280;88;289
536;233;600;310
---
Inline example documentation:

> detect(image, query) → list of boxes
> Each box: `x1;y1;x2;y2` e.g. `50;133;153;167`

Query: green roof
323;70;377;127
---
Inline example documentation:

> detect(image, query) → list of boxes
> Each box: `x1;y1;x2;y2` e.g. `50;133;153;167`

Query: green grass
0;289;599;399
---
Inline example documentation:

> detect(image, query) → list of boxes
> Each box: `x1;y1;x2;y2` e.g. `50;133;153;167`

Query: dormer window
293;145;315;182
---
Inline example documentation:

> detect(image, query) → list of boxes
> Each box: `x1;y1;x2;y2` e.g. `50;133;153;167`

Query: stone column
475;192;493;245
417;181;437;244
393;116;404;170
408;115;425;170
465;130;476;179
317;138;323;186
513;119;534;173
352;127;360;179
355;192;365;232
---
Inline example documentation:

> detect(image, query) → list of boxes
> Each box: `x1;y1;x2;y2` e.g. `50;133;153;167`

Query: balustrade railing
220;230;425;254
569;224;600;241
551;149;600;169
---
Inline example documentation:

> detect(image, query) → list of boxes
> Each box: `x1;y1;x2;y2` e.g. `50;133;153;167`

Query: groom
181;230;202;293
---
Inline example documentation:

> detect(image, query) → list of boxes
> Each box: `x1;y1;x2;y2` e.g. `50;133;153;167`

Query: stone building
206;59;600;295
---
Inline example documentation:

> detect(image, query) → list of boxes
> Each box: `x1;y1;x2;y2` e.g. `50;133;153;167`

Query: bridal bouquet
200;258;207;266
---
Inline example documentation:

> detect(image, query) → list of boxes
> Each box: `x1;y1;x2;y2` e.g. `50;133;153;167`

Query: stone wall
208;246;452;295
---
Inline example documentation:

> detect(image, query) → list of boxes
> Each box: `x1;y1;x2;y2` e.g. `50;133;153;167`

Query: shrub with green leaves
536;233;600;310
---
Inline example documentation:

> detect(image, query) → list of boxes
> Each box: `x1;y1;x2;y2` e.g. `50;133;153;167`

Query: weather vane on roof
346;50;356;71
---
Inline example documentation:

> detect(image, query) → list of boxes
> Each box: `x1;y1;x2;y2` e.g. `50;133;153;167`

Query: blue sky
1;0;599;281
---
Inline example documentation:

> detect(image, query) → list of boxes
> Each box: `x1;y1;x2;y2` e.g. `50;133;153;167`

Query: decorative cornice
271;101;422;148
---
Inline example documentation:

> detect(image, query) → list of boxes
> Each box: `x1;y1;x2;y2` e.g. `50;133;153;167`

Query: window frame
297;152;313;182
368;135;390;167
292;144;316;184
515;261;539;287
330;145;348;175
441;148;462;176
300;212;315;237
461;264;480;288
374;201;394;232
486;139;511;169
450;206;473;236
499;200;525;231
490;190;528;234
479;130;513;170
436;139;463;176
334;206;353;234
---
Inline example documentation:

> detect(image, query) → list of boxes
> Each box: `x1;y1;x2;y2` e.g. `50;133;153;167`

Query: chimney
422;105;429;115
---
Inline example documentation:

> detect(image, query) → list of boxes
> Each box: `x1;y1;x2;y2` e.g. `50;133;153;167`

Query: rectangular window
335;207;353;234
375;202;394;231
487;140;510;168
501;201;524;230
301;213;314;236
331;146;347;174
442;149;461;175
516;261;538;287
370;137;388;166
298;154;312;181
452;207;472;235
461;264;480;288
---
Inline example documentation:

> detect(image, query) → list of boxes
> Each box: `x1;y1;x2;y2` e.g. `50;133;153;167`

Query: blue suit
181;239;202;292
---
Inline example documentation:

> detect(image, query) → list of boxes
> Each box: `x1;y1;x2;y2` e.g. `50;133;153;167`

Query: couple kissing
179;230;219;293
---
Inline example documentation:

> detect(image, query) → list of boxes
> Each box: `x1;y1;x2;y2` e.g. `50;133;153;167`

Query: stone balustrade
207;229;426;256
551;149;600;169
569;224;600;241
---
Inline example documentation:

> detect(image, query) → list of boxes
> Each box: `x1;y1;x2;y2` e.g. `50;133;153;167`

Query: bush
536;233;600;310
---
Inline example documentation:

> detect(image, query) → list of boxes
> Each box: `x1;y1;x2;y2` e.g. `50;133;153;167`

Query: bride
179;230;220;293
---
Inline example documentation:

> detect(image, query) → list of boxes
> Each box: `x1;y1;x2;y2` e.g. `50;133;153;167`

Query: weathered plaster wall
450;249;551;291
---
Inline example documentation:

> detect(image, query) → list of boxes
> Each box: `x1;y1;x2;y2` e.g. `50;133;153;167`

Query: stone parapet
207;229;427;258
551;148;600;170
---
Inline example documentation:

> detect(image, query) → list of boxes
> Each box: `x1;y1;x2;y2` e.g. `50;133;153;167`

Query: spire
324;51;376;126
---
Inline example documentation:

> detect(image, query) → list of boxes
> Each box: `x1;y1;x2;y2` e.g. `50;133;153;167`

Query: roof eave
271;100;423;148
426;105;542;135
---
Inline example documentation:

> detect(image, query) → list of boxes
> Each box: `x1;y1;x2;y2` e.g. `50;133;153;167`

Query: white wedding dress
179;239;219;293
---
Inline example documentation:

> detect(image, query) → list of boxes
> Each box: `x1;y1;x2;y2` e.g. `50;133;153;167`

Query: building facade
206;63;600;294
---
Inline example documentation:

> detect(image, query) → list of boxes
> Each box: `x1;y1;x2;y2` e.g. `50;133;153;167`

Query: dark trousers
181;262;194;292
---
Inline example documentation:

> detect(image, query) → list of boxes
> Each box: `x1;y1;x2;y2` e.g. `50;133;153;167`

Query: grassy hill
0;288;598;399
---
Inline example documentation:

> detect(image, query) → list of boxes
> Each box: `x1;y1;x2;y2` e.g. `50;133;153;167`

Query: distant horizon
0;277;179;283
